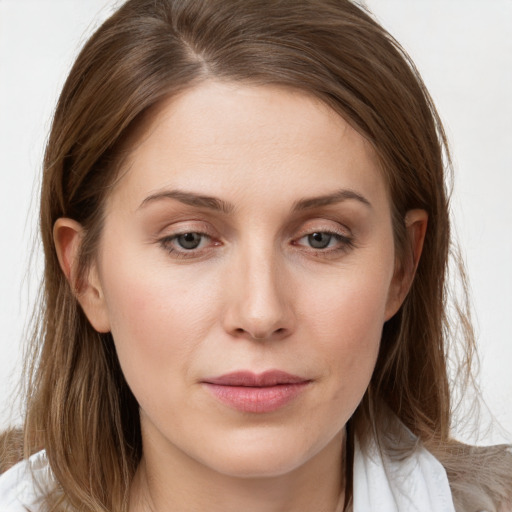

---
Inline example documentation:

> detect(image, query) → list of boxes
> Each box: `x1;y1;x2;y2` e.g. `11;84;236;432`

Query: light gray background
0;0;510;443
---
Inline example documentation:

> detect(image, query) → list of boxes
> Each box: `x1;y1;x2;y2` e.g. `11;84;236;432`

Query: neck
129;429;346;512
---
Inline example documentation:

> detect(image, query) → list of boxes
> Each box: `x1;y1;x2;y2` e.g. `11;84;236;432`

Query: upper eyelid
157;223;351;238
153;215;354;240
296;229;351;240
292;223;352;239
155;220;218;238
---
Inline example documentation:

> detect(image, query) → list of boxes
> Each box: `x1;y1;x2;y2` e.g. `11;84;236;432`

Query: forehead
107;80;388;213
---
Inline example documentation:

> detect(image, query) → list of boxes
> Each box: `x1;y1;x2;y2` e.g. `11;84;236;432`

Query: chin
208;448;310;479
195;426;343;480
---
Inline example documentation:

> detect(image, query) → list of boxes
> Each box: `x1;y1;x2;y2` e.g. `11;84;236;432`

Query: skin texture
54;81;427;512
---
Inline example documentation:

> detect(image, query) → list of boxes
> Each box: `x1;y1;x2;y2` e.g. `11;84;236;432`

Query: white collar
352;428;456;512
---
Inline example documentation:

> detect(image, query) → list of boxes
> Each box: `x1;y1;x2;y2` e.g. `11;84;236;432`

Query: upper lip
203;370;309;387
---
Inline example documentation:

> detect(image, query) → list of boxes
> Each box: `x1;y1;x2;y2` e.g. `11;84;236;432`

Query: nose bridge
224;237;294;340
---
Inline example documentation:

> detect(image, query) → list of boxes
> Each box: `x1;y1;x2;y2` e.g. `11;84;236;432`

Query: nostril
231;326;287;340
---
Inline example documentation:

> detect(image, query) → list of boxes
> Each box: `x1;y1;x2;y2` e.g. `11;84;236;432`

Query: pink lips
202;370;310;413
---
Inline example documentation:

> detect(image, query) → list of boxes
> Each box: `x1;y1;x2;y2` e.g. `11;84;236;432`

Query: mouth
201;370;311;413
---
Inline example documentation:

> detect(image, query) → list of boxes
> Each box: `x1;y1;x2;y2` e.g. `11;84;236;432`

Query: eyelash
158;228;354;260
293;230;355;254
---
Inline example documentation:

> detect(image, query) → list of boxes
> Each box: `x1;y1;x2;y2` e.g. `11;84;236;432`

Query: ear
385;209;428;320
53;218;111;333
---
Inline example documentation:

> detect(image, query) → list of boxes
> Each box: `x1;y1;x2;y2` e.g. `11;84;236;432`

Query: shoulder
0;450;51;511
441;443;512;512
352;414;512;512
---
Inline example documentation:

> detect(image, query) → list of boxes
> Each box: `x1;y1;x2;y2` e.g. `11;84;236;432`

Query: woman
0;0;510;510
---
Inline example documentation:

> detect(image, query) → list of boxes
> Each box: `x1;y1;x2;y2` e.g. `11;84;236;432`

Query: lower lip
203;382;310;413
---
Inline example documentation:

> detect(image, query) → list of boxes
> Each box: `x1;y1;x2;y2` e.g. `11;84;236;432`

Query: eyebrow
138;189;235;214
292;189;372;211
138;187;371;214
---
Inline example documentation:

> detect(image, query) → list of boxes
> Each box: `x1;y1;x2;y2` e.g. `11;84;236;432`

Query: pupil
178;233;201;249
308;232;331;249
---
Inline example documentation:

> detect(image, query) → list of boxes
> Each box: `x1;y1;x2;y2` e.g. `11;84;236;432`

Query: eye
175;232;205;250
305;232;336;249
293;230;354;253
159;231;214;255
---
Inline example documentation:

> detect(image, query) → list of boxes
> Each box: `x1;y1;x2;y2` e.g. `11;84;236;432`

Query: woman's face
82;81;406;478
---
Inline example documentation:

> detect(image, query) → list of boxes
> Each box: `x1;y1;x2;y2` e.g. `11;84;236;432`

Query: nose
222;244;295;342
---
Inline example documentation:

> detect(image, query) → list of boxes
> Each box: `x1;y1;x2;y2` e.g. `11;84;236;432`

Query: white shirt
0;450;52;511
352;433;456;511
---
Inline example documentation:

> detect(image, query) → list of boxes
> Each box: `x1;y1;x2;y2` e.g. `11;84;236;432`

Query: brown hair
2;0;511;510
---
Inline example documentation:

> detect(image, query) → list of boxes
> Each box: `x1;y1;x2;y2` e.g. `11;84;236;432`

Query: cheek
98;253;223;403
299;264;392;399
303;265;391;347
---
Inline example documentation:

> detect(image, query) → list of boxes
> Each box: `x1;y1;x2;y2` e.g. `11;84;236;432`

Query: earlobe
53;218;111;333
385;209;428;320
